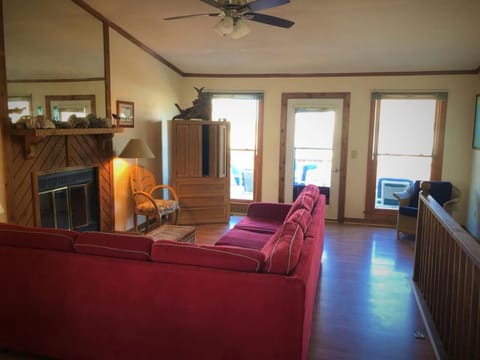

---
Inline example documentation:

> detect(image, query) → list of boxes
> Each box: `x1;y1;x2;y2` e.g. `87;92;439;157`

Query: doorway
280;93;350;221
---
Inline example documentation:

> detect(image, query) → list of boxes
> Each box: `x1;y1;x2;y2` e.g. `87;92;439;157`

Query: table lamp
119;138;155;191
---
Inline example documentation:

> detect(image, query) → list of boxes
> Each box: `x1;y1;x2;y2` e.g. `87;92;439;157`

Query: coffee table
145;225;196;243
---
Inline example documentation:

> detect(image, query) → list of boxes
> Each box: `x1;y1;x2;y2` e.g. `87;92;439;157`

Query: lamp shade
119;138;155;159
230;19;250;39
214;16;234;36
0;204;4;215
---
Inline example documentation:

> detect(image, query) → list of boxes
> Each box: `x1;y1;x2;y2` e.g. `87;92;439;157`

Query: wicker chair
393;180;460;239
129;165;180;232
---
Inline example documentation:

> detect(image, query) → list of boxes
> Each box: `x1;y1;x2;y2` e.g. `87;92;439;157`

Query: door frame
279;92;350;222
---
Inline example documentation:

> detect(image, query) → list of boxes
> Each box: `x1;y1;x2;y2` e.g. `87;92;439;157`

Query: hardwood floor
309;222;436;360
195;219;436;359
1;220;436;359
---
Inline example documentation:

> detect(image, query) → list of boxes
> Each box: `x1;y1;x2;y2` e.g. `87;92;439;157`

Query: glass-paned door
294;109;335;191
285;98;344;220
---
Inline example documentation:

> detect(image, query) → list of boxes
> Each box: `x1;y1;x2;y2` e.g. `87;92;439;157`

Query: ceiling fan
164;0;294;39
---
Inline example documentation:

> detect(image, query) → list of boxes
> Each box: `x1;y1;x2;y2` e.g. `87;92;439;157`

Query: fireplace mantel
9;127;123;159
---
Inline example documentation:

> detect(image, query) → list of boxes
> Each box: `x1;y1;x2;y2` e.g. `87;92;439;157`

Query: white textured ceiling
84;0;480;75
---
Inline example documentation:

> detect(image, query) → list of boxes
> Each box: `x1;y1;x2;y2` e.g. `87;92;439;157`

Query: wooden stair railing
414;190;480;359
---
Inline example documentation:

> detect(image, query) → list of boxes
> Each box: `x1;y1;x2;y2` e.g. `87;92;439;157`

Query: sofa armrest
246;202;292;221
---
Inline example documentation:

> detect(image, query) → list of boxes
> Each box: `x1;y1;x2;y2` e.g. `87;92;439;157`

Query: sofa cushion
286;208;312;233
301;184;320;202
75;232;152;261
151;241;265;272
286;191;315;219
233;216;283;234
262;220;305;275
215;228;273;250
0;223;77;252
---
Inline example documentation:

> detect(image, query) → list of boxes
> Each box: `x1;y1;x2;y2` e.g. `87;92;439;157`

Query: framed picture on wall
116;100;134;128
474;95;480;149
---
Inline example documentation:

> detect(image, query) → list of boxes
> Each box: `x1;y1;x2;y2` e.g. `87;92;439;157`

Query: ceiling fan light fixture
230;18;250;39
214;16;235;36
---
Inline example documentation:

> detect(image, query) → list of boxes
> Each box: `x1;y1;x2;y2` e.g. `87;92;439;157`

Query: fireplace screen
38;168;99;231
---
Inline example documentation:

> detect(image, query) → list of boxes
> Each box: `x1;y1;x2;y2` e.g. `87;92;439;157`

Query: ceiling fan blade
247;0;290;12
164;13;220;20
244;12;294;28
200;0;223;9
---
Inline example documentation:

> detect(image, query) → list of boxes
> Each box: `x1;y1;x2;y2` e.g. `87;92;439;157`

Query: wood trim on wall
0;0;14;220
279;92;350;222
183;69;479;78
431;98;447;180
103;22;111;119
254;96;264;203
7;78;104;83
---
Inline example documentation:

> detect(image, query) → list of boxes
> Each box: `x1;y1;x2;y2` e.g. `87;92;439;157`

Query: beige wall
181;74;477;224
109;29;182;231
467;74;480;238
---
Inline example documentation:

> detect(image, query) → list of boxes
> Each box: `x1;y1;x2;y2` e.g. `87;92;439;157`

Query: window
365;92;447;219
294;109;335;188
210;93;263;202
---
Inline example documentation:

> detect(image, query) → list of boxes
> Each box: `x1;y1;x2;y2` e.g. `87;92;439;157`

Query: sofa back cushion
301;184;320;202
0;223;77;252
262;220;305;275
285;184;319;219
286;208;312;233
75;232;152;261
151;241;265;272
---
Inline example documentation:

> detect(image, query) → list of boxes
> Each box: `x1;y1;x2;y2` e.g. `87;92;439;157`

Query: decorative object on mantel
12;113;111;130
15;115;56;129
173;87;211;120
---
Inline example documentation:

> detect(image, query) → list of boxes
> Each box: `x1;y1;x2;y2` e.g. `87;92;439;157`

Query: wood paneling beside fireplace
5;133;116;231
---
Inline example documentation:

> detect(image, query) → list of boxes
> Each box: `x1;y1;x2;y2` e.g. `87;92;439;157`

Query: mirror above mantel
4;0;107;122
1;0;120;230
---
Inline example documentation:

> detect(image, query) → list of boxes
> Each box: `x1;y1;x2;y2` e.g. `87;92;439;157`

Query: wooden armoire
171;120;230;224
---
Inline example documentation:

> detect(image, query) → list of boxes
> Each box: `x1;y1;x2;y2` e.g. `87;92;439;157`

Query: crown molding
182;69;479;78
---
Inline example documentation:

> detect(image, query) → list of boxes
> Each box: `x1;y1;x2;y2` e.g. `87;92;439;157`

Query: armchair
393;180;460;239
130;165;180;232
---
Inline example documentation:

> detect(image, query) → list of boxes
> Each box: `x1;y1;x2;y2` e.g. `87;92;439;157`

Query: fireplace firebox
37;168;99;231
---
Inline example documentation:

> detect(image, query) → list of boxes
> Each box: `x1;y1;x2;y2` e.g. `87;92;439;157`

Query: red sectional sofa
0;185;325;360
